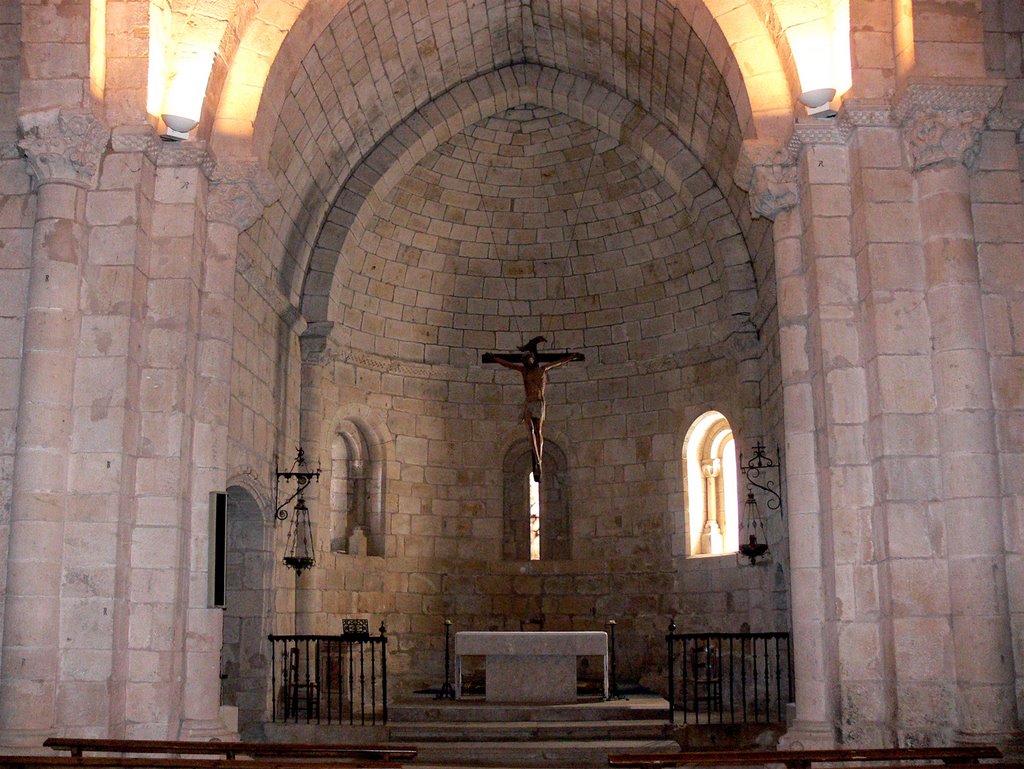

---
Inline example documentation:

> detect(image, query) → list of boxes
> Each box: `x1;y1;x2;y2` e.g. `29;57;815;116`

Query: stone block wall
0;7;17;145
278;338;785;695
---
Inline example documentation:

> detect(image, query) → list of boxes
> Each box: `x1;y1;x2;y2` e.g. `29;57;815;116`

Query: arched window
330;419;385;556
503;441;570;561
683;411;739;556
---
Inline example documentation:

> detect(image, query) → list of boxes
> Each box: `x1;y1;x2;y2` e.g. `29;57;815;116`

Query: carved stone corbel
18;109;109;189
207;157;279;230
300;321;340;365
736;139;799;220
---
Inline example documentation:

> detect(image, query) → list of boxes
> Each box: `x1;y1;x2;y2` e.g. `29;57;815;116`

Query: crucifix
482;336;585;481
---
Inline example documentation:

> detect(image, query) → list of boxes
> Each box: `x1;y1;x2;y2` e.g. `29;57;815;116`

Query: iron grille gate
667;630;792;724
269;630;388;725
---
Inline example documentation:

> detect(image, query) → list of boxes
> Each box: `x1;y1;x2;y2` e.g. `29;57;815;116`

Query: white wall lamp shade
798;88;837;118
161;113;199;141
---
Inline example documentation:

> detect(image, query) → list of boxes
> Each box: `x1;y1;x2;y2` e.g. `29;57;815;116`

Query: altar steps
388;717;672;741
389;699;667;723
387;695;679;767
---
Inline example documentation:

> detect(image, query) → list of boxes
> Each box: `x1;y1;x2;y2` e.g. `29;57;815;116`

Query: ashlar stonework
0;0;1021;752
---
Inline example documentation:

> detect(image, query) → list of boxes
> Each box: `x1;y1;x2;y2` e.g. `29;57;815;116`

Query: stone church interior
1;0;1023;760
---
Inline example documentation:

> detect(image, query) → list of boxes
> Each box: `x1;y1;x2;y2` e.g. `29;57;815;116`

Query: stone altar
454;631;609;703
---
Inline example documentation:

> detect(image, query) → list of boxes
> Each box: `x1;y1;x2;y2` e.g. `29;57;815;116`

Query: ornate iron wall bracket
740;442;783;517
275;447;321;521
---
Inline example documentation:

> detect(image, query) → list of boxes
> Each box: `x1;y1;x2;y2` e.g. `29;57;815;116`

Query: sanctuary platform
386;693;678;767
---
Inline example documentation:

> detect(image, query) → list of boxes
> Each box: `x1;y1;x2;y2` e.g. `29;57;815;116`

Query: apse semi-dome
330;106;725;366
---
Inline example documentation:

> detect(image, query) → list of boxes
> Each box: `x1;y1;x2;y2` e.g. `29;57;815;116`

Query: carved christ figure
483;336;584;481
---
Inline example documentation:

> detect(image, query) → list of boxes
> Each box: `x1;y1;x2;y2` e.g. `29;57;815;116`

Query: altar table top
454;630;608;656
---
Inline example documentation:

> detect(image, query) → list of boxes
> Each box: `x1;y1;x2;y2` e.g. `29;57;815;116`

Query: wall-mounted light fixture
739;492;769;564
275;447;321;576
798;87;838;118
161;113;199;141
737;442;783;566
157;50;214;142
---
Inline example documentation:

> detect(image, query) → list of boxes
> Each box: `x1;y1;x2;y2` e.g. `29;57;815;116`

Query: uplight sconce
798;87;838;118
161;113;199;141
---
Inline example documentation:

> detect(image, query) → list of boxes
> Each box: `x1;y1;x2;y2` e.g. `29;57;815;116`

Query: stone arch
209;0;795;161
495;420;576;472
221;482;275;738
502;439;571;561
680;409;740;557
328;417;386;556
322;404;394;558
300;65;758;360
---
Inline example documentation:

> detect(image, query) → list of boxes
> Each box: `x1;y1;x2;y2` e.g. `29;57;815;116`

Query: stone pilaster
177;156;277;739
900;84;1021;745
0;110;108;747
290;323;335;634
739;139;837;748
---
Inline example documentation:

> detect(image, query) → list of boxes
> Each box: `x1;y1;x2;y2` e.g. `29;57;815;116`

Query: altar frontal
454;631;609;703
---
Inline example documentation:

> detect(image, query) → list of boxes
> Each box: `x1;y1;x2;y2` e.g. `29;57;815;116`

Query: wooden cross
481;351;586;365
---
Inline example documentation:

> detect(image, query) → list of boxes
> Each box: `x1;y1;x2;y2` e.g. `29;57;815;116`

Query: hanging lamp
738;492;769;564
275;447;321;575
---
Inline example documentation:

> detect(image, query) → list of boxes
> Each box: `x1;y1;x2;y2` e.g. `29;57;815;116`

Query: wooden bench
608;746;1005;769
42;738;416;762
0;757;403;769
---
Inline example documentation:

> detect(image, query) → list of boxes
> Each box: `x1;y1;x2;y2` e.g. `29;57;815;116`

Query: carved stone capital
896;83;1004;173
903;108;987;172
207;158;279;230
18;109;109;188
736;140;799;220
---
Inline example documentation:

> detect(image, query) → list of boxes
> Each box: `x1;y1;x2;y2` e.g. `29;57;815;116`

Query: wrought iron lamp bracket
740;442;783;518
274;447;321;521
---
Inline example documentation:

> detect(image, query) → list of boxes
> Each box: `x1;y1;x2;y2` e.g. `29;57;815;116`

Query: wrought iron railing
269;626;388;725
667;626;792;724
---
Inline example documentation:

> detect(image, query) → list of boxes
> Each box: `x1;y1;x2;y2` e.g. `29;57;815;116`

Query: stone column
902;86;1021;743
0;110;107;746
737;142;837;748
178;158;277;738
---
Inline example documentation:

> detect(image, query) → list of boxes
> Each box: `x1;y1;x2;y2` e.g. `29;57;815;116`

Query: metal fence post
667;619;676;724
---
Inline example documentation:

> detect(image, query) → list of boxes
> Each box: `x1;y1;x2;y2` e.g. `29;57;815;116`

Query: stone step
408;739;680;768
389;697;669;723
388;718;673;742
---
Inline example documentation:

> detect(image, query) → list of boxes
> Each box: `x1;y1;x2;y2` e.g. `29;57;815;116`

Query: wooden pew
0;757;403;769
42;738;416;762
608;746;1005;769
